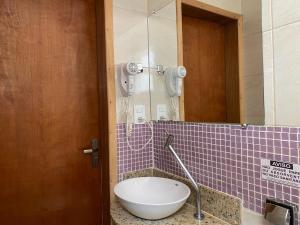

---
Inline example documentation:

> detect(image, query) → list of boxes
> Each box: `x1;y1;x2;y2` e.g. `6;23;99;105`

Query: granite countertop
122;168;241;225
111;201;230;225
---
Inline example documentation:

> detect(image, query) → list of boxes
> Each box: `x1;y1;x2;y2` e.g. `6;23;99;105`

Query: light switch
134;105;146;124
157;104;168;121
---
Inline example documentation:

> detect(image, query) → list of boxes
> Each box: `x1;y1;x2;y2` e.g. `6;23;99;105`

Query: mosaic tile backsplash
153;121;300;223
117;121;300;222
117;123;153;181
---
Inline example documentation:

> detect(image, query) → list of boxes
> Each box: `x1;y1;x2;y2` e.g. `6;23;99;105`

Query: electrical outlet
134;105;146;124
157;104;168;121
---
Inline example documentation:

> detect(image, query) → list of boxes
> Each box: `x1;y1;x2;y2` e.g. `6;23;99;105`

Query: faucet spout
164;133;205;220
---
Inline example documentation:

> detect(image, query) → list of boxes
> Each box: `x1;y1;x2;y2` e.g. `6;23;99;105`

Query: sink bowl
114;177;190;220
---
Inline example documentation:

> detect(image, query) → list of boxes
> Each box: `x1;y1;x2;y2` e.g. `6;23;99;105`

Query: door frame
96;0;117;223
176;0;245;122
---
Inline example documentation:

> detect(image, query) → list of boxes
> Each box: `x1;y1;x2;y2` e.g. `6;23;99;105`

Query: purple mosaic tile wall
153;121;300;223
117;123;153;181
117;121;300;222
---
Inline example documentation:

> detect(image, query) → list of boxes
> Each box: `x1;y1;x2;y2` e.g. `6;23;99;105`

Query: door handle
83;149;93;154
83;138;99;168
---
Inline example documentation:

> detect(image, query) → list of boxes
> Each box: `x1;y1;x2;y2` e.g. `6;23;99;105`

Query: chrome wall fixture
163;130;205;220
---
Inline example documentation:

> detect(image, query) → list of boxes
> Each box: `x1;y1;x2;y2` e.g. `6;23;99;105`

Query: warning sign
261;159;300;187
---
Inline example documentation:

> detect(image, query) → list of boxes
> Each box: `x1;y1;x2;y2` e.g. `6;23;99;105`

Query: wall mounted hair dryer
119;62;143;96
165;66;187;97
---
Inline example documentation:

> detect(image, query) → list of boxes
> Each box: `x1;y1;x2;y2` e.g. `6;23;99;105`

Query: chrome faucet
164;130;205;220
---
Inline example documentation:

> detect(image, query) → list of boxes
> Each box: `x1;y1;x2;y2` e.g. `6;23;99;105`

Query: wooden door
183;15;227;122
182;11;240;123
0;0;107;225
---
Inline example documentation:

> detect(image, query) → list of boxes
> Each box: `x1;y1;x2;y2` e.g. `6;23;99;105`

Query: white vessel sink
114;177;190;220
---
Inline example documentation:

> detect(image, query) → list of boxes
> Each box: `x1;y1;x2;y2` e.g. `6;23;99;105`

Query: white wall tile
148;0;174;14
272;0;300;28
150;0;176;20
261;0;272;31
113;7;149;65
113;0;147;12
273;21;300;126
148;14;178;67
260;0;300;126
275;85;300;126
262;31;275;125
262;31;273;75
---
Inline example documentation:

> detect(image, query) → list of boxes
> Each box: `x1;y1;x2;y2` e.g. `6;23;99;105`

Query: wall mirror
149;0;299;127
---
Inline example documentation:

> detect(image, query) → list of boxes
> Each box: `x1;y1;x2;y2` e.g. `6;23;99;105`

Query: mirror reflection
148;0;300;127
148;0;180;121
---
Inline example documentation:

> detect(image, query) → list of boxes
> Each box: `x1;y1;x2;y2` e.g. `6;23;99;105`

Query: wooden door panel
0;1;102;225
183;15;227;122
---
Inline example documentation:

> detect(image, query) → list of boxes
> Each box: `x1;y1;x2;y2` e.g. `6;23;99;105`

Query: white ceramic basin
114;177;190;220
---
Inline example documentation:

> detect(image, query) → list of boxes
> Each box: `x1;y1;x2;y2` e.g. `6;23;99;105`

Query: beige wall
241;0;265;124
197;0;241;13
262;0;300;126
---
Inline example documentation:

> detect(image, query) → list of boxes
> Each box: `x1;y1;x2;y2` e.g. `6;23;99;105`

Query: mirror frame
176;0;244;123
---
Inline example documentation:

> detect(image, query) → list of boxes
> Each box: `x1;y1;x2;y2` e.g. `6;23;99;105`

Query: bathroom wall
148;0;242;121
262;0;300;126
153;121;300;224
114;0;244;177
115;1;300;224
196;0;241;14
117;121;300;223
113;0;242;123
148;0;175;14
148;1;179;121
114;0;245;177
154;0;294;127
113;0;151;123
117;123;153;181
147;0;242;15
241;0;265;124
